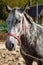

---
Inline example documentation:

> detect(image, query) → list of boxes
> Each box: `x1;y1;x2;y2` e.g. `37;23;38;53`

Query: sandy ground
0;42;38;65
0;42;26;65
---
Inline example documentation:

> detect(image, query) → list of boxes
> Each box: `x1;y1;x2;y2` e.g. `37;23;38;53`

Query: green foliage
0;0;43;21
6;0;29;7
0;0;29;20
32;0;43;5
0;21;7;32
0;0;8;20
38;0;43;4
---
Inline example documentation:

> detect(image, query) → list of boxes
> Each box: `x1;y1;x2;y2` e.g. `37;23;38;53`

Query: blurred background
0;0;43;41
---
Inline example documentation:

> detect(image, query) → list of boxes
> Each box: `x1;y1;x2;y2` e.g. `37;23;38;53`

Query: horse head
5;4;29;51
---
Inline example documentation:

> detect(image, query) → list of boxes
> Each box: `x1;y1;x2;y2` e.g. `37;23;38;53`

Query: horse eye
19;20;20;23
16;19;20;23
16;19;18;22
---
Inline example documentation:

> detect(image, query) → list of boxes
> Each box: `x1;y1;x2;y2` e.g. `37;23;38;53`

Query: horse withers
5;4;43;65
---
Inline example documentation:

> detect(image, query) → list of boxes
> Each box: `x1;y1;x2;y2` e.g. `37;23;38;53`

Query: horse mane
24;12;43;29
24;12;33;24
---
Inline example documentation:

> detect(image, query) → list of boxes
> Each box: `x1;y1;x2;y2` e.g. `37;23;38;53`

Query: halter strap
8;16;25;46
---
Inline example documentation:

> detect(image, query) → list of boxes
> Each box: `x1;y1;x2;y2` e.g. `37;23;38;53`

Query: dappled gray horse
5;5;43;65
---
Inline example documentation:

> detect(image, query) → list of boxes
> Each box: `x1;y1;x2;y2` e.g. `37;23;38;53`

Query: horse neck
20;16;33;47
24;14;33;35
23;12;37;36
24;14;31;29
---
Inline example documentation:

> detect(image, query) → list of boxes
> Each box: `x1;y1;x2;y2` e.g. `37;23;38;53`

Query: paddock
0;42;39;65
0;42;26;65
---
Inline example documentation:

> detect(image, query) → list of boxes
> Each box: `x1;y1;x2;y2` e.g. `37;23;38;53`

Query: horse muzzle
5;41;15;51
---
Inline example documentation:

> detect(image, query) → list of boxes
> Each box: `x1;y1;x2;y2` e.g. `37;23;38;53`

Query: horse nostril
11;43;14;48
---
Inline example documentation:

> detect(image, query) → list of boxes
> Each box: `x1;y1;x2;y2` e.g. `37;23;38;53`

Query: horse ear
5;4;12;12
20;4;30;13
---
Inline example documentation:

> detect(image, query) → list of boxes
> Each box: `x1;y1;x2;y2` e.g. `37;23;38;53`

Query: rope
21;47;43;62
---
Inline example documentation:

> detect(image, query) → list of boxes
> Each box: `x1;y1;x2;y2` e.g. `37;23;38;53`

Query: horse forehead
15;10;21;16
7;7;22;21
13;7;21;15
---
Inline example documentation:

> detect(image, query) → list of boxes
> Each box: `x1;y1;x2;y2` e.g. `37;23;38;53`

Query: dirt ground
0;42;26;65
0;32;7;41
0;42;38;65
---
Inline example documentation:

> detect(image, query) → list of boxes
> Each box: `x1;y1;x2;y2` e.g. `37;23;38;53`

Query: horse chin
7;48;13;51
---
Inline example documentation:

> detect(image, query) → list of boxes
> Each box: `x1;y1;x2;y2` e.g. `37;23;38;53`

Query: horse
5;4;43;65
